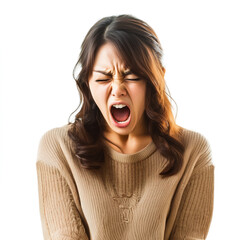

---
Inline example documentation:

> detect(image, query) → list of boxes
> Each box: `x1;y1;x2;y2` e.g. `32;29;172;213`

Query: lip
109;101;131;128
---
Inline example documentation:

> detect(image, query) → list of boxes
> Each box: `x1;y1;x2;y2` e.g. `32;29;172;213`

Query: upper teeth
113;104;126;108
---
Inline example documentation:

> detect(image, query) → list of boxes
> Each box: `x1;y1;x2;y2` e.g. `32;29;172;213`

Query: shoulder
38;123;70;144
180;127;213;172
181;128;211;151
36;124;72;166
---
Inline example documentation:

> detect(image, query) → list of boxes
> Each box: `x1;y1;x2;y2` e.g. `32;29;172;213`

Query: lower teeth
117;119;128;123
116;116;130;124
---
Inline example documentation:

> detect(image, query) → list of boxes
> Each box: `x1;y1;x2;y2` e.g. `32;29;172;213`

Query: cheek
89;84;99;106
130;85;146;110
89;85;108;113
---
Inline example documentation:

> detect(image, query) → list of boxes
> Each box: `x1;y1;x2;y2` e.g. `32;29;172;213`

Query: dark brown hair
67;14;185;177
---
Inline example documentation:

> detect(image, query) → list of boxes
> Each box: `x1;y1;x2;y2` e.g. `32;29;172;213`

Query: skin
88;42;152;154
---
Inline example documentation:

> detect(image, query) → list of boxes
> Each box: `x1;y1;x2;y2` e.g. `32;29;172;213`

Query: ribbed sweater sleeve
36;129;89;240
169;134;214;240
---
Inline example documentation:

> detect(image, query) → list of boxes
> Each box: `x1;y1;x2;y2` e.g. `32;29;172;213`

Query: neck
102;133;153;154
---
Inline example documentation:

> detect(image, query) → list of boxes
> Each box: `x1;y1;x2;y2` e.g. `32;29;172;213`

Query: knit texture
36;124;214;240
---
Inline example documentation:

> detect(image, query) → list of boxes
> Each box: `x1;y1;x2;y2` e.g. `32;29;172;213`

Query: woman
36;14;214;240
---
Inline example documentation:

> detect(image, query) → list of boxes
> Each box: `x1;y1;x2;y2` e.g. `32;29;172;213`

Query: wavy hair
67;14;185;177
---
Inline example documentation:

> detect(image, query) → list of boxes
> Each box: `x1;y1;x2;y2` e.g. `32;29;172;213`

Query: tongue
111;106;130;122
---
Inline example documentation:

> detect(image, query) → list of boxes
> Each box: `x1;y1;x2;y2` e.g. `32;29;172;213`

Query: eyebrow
123;70;133;76
93;70;133;76
93;70;112;76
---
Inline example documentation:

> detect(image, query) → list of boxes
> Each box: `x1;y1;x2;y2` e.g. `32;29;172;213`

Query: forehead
92;42;128;74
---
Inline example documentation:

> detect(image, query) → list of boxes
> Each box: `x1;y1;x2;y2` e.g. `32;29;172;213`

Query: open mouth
110;104;131;127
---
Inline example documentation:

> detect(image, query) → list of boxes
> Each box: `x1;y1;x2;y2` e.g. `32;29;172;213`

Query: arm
36;127;89;240
169;136;214;240
36;161;89;240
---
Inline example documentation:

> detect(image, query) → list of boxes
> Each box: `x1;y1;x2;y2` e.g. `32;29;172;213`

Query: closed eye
95;79;110;82
95;78;141;82
125;78;141;81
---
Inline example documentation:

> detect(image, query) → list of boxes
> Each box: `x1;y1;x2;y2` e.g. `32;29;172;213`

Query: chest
74;156;180;239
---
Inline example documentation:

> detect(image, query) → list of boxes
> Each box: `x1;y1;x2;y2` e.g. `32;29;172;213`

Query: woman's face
88;42;147;139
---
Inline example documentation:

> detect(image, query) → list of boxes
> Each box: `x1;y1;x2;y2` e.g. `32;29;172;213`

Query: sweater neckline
104;141;157;163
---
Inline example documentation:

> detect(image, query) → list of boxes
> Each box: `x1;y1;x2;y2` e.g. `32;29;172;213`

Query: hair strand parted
67;14;185;177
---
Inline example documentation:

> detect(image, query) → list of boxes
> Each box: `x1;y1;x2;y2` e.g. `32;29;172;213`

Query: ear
162;67;166;76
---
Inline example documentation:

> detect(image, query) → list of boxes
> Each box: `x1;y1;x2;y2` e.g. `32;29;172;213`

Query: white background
0;0;239;239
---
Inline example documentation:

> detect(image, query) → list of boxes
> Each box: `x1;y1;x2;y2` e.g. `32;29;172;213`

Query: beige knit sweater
36;124;214;240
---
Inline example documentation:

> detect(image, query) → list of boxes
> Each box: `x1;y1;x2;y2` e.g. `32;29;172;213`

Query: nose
111;79;127;97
